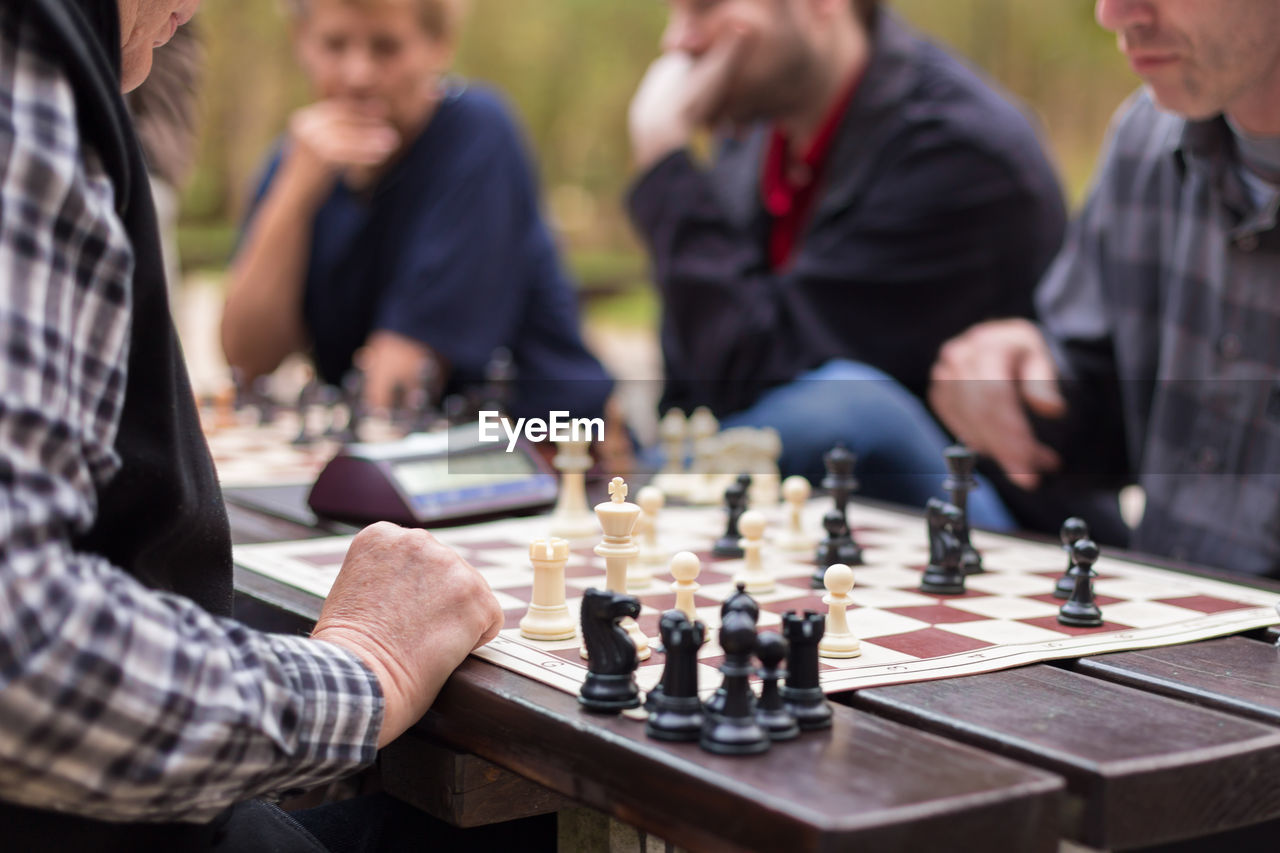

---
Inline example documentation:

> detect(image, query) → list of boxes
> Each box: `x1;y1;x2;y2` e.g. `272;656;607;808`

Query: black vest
4;1;234;848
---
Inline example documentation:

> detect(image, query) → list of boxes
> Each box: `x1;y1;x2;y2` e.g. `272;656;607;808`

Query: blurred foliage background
180;0;1137;311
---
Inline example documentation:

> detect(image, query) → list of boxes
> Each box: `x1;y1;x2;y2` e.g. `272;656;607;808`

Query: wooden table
226;499;1280;852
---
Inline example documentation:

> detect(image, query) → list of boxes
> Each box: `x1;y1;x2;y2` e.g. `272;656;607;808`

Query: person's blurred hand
287;100;401;194
312;523;503;747
356;330;443;415
628;27;750;172
929;319;1067;490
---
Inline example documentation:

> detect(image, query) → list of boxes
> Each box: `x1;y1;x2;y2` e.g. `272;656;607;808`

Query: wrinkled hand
628;28;749;171
356;330;443;414
312;523;503;747
287;100;401;195
929;319;1066;490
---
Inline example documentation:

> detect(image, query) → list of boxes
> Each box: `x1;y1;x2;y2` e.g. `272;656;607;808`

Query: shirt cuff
625;148;702;241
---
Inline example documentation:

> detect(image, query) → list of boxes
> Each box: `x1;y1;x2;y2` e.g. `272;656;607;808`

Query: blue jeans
721;360;1017;531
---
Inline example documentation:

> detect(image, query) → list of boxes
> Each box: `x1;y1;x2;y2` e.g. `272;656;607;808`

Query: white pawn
733;509;775;594
636;485;667;577
652;408;690;500
669;550;702;623
777;475;816;552
818;563;861;659
519;538;576;641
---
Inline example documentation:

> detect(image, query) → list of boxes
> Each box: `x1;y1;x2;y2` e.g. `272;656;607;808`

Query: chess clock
308;426;558;527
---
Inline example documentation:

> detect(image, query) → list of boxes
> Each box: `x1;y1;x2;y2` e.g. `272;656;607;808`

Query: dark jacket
628;11;1067;418
4;0;233;848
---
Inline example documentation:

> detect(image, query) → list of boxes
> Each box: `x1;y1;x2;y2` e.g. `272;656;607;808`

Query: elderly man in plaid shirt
932;0;1280;579
0;1;504;850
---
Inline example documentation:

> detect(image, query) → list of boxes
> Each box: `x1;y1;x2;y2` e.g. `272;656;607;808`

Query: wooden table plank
846;665;1280;850
421;662;1063;853
1072;636;1280;727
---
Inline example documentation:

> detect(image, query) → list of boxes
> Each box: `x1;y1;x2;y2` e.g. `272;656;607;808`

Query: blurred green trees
184;0;1135;273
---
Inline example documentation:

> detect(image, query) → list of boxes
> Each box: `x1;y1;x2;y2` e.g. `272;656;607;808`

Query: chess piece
780;610;833;730
1058;539;1103;627
705;582;758;716
549;439;597;540
646;610;707;742
593;477;650;660
250;374;277;424
821;444;858;529
687;406;721;505
669;551;702;623
338;368;365;444
1054;517;1090;599
578;588;642;712
713;477;749;558
818;564;861;658
652;408;690;499
755;631;799;741
636;485;667;575
812;509;861;588
734;509;775;594
519;538;576;641
778;475;815;552
943;445;983;574
291;377;321;446
700;611;770;756
920;499;967;594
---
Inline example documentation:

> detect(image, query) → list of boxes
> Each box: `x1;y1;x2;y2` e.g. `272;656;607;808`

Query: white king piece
592;476;650;660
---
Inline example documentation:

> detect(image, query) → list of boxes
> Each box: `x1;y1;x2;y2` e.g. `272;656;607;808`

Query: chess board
233;500;1280;700
202;410;403;489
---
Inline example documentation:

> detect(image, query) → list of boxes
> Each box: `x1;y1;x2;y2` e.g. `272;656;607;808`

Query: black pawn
812;509;860;587
646;611;706;742
706;583;758;716
1058;539;1103;627
821;444;858;522
920;498;966;595
578;588;642;712
754;632;799;741
700;611;770;755
1054;518;1090;599
713;479;749;558
943;445;983;574
780;610;832;730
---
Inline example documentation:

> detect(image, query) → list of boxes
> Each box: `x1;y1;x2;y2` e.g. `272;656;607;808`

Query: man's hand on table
312;523;504;748
929;318;1067;491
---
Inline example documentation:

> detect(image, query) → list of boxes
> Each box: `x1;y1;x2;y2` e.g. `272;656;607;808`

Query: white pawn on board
777;475;816;552
549;438;597;540
669;550;702;624
636;485;667;576
734;509;775;594
586;476;650;660
519;538;576;642
818;564;861;659
651;408;691;500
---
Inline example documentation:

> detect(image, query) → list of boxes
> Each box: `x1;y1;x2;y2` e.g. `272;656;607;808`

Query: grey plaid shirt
0;13;381;821
1037;92;1280;577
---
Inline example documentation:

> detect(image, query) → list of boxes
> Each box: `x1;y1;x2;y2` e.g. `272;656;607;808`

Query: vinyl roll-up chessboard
233;500;1280;698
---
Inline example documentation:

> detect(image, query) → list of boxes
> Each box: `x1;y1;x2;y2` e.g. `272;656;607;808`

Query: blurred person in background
625;0;1087;533
223;0;615;427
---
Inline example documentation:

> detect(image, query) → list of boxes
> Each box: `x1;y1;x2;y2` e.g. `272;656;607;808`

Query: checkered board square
233;500;1280;699
202;412;403;488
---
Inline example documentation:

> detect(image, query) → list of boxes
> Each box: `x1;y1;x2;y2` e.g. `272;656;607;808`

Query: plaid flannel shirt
0;11;381;822
1036;92;1280;577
